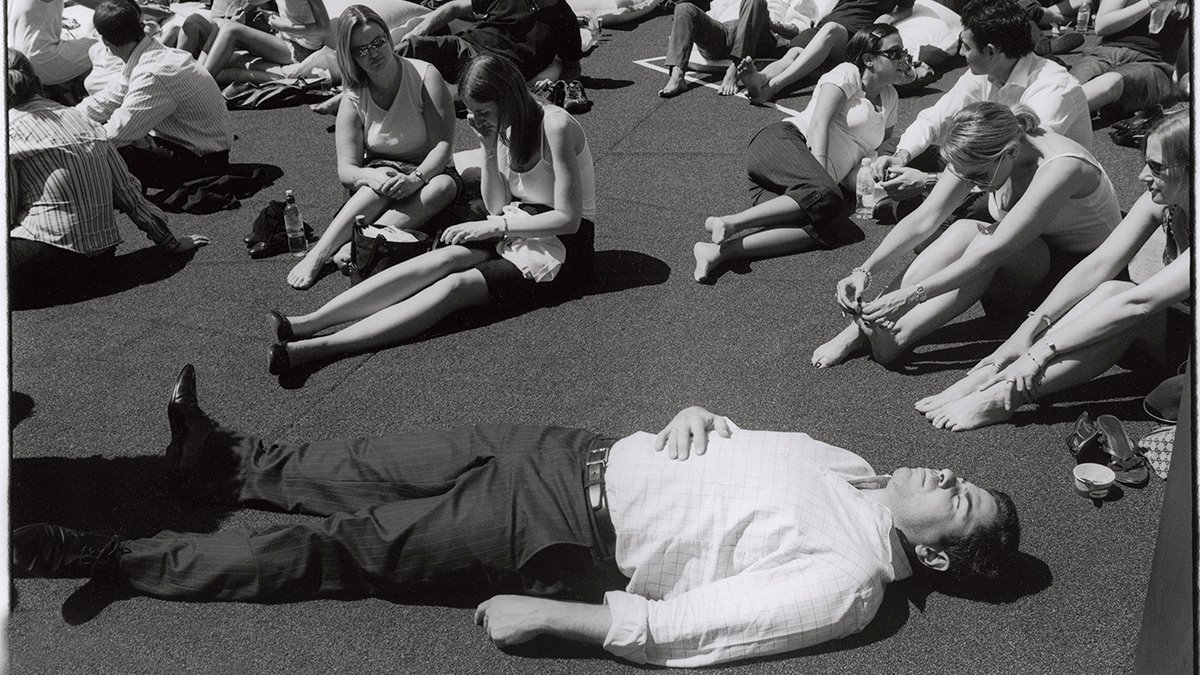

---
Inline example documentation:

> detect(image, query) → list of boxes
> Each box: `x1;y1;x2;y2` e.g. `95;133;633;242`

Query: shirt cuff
602;591;650;664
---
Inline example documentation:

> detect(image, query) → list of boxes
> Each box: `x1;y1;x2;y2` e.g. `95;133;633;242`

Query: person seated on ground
171;0;333;85
75;0;233;189
13;364;1023;667
693;24;914;282
870;0;1091;207
7;49;209;305
1070;0;1190;120
396;0;583;84
286;5;459;291
657;0;807;98
917;109;1191;431
1020;0;1086;58
736;0;914;103
267;54;595;374
811;102;1122;369
8;0;99;100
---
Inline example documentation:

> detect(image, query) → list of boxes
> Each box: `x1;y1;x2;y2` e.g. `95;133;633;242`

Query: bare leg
203;22;292;78
718;62;740;96
740;23;845;102
660;65;690;98
284;268;491;367
811;322;867;368
286;246;491;338
694;226;819;282
176;14;215;60
1081;72;1125;112
311;92;344;115
288;177;456;290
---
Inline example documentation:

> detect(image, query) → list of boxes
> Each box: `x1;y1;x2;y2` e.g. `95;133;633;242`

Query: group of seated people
4;0;1192;666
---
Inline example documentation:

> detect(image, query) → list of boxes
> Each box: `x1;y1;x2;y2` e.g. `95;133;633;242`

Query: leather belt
584;443;616;560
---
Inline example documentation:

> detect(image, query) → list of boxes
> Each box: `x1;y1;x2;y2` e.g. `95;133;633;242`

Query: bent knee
674;3;703;20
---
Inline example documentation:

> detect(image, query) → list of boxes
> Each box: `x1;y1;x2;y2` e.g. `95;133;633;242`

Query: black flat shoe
165;364;217;478
269;310;294;342
269;342;291;375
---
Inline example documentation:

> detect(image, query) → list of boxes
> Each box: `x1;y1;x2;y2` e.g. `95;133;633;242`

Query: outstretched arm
475;597;611;647
405;0;475;38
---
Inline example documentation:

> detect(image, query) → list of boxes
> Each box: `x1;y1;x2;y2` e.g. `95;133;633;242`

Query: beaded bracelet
500;217;509;243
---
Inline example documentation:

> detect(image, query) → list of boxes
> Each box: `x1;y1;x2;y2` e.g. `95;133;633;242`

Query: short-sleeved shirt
1099;9;1188;63
276;0;324;51
462;0;584;78
820;0;915;35
785;62;898;184
346;57;433;163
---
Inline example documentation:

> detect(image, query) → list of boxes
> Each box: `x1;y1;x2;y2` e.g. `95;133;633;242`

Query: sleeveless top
277;0;324;51
987;151;1122;253
495;105;597;219
347;58;433;164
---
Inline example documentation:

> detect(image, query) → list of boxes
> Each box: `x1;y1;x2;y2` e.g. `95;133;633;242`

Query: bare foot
736;57;773;103
288;252;329;290
659;69;688;98
927;383;1014;432
704;216;735;244
811;324;866;368
332;242;352;275
915;366;997;413
309;93;342;116
693;242;721;283
718;66;739;96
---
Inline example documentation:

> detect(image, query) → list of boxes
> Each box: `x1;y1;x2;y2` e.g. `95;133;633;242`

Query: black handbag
348;222;434;285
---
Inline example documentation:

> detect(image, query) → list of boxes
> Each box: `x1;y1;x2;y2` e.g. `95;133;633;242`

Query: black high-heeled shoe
269;310;294;342
268;343;291;375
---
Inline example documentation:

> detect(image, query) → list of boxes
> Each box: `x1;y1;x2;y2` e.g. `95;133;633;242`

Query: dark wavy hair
458;54;544;171
93;0;146;46
961;0;1034;59
7;49;43;108
941;488;1020;585
844;22;902;74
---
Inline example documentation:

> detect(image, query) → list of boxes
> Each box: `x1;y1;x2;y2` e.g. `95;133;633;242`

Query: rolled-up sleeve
602;562;881;667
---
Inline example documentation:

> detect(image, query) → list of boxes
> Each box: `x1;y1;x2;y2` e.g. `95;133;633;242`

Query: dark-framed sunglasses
872;47;913;62
1145;159;1175;176
351;35;389;58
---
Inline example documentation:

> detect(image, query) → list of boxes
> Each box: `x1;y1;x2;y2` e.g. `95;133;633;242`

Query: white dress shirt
601;421;912;667
77;38;232;156
709;0;814;32
895;52;1093;159
8;0;96;85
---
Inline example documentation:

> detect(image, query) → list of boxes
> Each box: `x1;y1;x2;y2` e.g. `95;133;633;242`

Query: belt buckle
585;446;609;509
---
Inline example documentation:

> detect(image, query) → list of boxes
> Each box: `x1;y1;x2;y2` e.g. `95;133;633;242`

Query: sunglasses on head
351;35;389;58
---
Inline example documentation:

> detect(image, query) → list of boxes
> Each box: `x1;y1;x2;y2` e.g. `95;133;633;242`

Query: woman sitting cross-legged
694;24;915;283
811;102;1123;369
916;109;1191;431
267;53;597;374
287;5;460;290
736;0;914;103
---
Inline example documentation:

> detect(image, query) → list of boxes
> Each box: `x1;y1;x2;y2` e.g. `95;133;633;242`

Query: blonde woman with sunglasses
916;109;1191;431
812;102;1121;369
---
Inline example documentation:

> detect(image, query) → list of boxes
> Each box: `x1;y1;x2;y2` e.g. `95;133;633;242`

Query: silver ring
1005;378;1015;385
991;362;1002;370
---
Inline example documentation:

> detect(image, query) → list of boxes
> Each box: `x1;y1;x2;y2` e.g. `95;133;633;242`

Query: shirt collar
999;52;1038;90
887;527;914;581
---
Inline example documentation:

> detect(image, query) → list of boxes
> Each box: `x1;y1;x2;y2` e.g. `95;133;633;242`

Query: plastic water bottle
854;158;876;218
587;13;602;37
1148;0;1174;33
1075;0;1091;32
283;190;306;256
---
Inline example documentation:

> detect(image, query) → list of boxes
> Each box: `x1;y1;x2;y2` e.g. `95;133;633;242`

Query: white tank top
496;105;597;220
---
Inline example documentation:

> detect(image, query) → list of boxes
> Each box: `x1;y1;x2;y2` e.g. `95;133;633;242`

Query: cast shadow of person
277;250;671;388
12;246;202;311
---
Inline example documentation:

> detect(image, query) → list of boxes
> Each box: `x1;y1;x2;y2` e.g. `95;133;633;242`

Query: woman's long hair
459;54;544;171
1146;108;1191;174
939;101;1042;169
7;49;42;108
335;5;392;90
843;23;901;75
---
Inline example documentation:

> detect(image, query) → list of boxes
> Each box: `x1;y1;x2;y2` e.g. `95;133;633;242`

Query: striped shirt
602;421;912;667
9;97;174;255
76;37;232;156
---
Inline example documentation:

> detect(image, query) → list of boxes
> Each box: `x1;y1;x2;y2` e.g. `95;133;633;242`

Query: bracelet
500;217;509;243
1027;311;1052;331
412;169;428;186
852;266;872;289
913;284;927;304
1026;350;1046;372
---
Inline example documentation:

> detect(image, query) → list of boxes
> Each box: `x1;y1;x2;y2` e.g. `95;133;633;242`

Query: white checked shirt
77;37;232;156
895;52;1093;159
709;0;813;32
9;97;174;254
601;421;912;667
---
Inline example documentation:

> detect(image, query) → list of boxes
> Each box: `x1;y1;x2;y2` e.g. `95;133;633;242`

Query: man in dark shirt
397;0;583;83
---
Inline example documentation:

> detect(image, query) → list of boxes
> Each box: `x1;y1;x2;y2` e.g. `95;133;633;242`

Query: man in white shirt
12;365;1022;668
8;0;98;87
76;0;233;187
659;0;809;98
873;0;1092;202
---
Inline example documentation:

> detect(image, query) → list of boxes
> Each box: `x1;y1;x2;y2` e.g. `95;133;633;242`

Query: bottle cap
286;189;294;196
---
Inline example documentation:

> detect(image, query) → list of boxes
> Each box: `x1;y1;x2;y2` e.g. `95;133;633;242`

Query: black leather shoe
12;524;127;579
269;310;294;342
166;364;218;477
268;342;291;375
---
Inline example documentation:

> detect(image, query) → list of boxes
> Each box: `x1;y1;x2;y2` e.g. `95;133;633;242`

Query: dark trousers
9;238;115;306
746;122;849;246
121;424;625;603
665;0;777;68
118;137;230;190
395;35;479;83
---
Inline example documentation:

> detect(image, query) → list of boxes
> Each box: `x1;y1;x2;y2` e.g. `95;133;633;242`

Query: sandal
1095;415;1150;487
1066;412;1104;463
